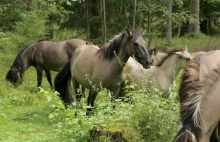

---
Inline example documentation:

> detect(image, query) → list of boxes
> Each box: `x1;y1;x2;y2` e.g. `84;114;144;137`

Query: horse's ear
184;45;188;51
141;29;146;35
126;29;132;38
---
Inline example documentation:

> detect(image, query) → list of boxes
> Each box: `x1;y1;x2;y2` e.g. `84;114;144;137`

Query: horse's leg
36;67;43;88
119;81;126;99
111;85;121;102
87;88;98;116
72;78;82;108
81;86;85;98
44;70;53;89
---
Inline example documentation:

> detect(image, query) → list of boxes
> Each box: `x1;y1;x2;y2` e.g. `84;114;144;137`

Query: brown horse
6;38;88;88
173;50;220;142
54;30;152;114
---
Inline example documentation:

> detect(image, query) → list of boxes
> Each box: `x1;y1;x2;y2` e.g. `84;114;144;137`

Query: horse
148;47;168;65
54;30;152;115
6;38;88;88
173;50;220;142
123;48;191;93
191;51;206;59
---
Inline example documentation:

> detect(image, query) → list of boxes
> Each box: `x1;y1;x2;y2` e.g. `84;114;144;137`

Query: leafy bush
11;11;49;49
41;83;179;142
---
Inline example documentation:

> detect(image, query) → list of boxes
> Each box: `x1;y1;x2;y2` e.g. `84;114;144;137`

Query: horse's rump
176;50;220;141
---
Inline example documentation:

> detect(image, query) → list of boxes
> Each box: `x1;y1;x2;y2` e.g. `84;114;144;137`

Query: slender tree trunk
90;0;102;39
147;0;152;48
177;21;182;38
132;0;136;30
86;0;90;40
100;0;104;40
103;0;106;44
166;0;172;45
26;0;33;11
207;19;210;35
189;0;200;33
49;22;54;39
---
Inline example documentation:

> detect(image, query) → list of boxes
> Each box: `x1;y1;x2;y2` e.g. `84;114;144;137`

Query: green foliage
11;11;48;48
0;0;25;31
149;35;220;52
36;83;179;142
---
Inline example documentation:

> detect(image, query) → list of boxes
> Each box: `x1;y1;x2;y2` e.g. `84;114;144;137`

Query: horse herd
5;30;220;142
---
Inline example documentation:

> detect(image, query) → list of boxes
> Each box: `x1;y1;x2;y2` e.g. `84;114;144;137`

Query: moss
90;125;142;142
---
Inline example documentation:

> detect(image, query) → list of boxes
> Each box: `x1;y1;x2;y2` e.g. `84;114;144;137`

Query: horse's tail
54;61;74;105
173;125;197;142
177;56;203;142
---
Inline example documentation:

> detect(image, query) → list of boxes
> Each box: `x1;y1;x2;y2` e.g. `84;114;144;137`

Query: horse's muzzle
143;64;151;69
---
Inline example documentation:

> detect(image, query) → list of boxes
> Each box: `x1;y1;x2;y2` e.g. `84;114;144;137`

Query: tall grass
148;33;220;52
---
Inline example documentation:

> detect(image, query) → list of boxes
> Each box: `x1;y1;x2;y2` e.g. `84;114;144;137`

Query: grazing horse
123;48;191;93
173;50;220;142
54;30;152;114
6;38;88;88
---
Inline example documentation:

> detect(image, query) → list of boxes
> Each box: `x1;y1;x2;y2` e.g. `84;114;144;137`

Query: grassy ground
0;50;60;141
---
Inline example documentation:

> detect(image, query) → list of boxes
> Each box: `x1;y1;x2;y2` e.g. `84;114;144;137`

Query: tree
26;0;33;11
166;0;172;45
101;0;106;44
189;0;200;33
133;0;137;29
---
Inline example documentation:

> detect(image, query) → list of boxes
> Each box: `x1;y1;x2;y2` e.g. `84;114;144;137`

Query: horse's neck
113;44;130;70
20;45;36;71
118;44;130;64
156;55;180;91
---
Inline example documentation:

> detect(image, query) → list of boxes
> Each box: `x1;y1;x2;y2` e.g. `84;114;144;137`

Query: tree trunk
49;22;54;39
189;0;200;33
166;0;172;45
132;0;136;30
147;0;152;48
86;0;90;40
89;0;102;39
177;21;182;38
26;0;33;11
103;0;106;44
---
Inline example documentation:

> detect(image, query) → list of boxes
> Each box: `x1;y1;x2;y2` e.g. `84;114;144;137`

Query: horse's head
124;30;152;69
6;67;23;87
174;47;192;66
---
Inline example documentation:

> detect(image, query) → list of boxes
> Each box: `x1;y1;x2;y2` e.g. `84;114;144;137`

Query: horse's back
192;51;206;58
197;50;220;80
36;39;87;71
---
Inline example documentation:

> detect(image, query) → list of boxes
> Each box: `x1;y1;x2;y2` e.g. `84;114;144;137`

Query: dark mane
11;49;26;73
156;48;185;67
11;42;38;73
175;56;202;141
97;30;141;61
